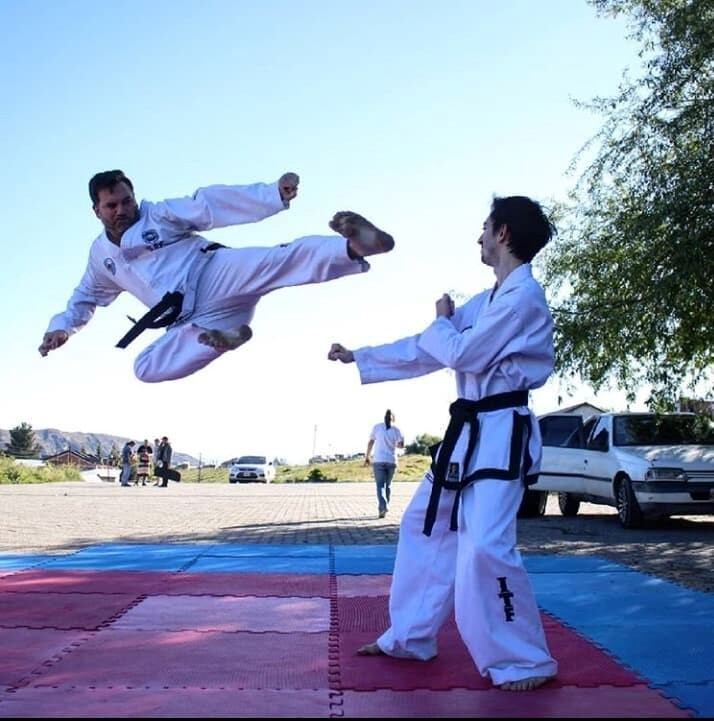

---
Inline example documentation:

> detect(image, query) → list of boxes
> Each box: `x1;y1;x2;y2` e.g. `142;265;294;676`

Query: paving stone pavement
1;480;711;591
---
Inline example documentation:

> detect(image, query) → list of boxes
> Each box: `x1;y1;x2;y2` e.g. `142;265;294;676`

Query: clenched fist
38;330;69;357
278;172;300;204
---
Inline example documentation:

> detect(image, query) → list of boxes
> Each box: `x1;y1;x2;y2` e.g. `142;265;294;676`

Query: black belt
423;390;532;536
115;243;226;349
116;291;184;349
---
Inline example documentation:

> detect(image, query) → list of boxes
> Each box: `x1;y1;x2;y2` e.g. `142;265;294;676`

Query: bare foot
196;324;253;352
329;211;395;258
357;642;384;656
498;675;555;691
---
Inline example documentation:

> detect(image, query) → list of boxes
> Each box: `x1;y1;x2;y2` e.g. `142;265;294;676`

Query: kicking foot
196;324;253;352
330;211;395;258
498;675;555;691
378;510;386;518
357;642;384;656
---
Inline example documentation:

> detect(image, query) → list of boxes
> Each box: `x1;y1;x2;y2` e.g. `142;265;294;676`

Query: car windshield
613;415;714;446
236;456;267;464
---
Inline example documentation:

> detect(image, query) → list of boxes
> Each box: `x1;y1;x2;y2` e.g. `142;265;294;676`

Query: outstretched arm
38;260;122;358
150;172;300;234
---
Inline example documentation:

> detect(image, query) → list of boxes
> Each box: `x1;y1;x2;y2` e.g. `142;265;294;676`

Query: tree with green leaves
543;0;713;407
405;433;442;456
108;443;119;467
5;422;42;459
95;442;103;462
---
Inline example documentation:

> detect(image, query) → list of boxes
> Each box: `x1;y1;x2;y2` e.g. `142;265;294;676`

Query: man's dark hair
88;170;134;205
490;196;556;263
384;409;393;429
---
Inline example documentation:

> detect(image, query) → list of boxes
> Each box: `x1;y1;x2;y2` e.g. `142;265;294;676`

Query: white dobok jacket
46;182;287;336
353;264;554;481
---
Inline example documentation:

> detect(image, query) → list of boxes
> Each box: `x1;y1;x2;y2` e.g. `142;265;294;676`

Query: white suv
229;455;276;484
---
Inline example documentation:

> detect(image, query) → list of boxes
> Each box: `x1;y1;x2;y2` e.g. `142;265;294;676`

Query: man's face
478;215;499;267
93;181;139;240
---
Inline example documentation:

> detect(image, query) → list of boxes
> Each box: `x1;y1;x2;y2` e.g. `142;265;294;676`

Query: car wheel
517;489;548;518
558;492;580;517
615;476;643;529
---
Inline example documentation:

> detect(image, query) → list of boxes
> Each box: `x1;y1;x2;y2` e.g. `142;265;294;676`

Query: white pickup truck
518;411;714;527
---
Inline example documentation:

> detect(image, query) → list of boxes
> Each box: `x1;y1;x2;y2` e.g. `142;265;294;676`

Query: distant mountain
0;428;199;466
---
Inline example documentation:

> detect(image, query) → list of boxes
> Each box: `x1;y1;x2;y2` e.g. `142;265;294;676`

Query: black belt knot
423;391;529;537
116;291;184;349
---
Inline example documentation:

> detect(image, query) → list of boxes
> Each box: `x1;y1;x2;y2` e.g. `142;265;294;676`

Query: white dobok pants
377;473;558;685
133;235;363;382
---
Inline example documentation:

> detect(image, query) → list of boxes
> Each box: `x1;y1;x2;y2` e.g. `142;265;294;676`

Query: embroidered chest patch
103;258;116;275
142;229;163;250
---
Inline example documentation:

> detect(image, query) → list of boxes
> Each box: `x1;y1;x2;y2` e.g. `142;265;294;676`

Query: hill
0;428;199;467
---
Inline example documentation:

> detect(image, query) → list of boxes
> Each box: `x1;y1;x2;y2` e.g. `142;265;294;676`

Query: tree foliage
405;433;442;456
5;422;42;459
542;0;713;407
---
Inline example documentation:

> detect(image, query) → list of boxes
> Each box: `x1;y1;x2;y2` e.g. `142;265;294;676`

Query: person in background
155;436;173;488
135;439;153;486
120;440;135;487
366;409;404;518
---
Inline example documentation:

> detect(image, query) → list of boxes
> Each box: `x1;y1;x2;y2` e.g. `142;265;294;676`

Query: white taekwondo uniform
353;263;558;686
46;181;366;382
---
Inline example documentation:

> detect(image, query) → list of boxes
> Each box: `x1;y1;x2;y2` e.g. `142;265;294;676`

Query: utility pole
198;453;202;483
312;425;317;459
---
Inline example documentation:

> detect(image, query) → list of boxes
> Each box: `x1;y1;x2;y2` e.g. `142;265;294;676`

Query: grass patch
179;456;431;484
0;456;82;484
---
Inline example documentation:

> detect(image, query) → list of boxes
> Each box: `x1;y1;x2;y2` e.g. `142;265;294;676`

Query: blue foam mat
523;554;633;574
574;621;714;686
0;555;61;571
657;681;714;718
200;543;330;558
531;571;714;625
188;555;331;574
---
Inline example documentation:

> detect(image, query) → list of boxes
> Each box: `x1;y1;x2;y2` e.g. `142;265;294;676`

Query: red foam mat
0;628;90;686
160;572;330;597
113;595;330;633
337;575;392;597
0;687;331;718
0;592;138;630
0;571;330;598
0;571;170;595
338;600;642;691
337;686;691;718
26;630;329;689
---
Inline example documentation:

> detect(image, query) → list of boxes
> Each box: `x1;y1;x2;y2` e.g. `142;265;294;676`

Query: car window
236;456;267;464
587;418;609;451
613;414;714;446
539;415;583;448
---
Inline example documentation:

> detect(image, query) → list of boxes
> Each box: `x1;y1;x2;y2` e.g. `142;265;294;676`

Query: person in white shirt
366;409;404;518
327;195;558;692
38;170;394;382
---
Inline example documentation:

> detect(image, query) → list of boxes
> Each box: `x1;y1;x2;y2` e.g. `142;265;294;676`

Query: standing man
119;440;136;488
155;436;173;488
366;409;404;518
328;196;558;691
38;170;395;382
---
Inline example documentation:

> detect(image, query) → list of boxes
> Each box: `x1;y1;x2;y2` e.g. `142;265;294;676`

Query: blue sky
1;1;646;463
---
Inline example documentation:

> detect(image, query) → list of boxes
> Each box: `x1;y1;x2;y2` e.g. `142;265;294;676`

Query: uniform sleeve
150;181;287;232
46;261;122;335
417;291;530;375
353;334;444;385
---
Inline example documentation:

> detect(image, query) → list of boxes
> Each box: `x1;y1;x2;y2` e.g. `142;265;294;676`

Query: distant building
44;449;98;470
679;397;714;418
